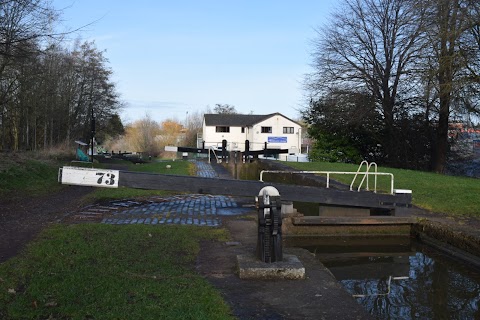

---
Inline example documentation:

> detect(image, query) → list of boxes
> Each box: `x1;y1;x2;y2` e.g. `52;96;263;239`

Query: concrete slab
237;253;305;280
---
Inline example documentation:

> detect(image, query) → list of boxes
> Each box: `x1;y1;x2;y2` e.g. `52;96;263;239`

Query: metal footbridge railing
259;161;409;195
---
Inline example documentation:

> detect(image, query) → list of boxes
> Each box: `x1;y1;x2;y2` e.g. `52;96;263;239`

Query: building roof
204;113;300;127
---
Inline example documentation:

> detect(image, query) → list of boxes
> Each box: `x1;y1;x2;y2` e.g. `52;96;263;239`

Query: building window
283;127;294;134
241;127;245;133
216;126;230;133
261;126;272;133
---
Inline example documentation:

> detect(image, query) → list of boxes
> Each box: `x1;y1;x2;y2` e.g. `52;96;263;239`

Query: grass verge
0;159;195;203
80;160;195;203
0;224;232;320
1;155;196;205
286;161;480;216
66;158;193;176
127;160;195;175
0;160;63;197
0;157;195;202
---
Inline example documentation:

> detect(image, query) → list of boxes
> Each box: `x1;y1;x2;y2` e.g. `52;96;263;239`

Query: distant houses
202;113;303;154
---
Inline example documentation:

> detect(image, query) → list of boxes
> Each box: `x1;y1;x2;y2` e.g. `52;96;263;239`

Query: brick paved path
100;194;237;226
194;160;219;178
68;160;246;226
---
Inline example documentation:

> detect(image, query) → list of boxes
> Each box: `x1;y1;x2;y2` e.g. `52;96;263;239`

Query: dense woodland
304;0;480;172
0;0;123;152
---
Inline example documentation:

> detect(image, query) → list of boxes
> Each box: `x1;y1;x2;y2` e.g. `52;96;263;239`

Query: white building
202;113;303;154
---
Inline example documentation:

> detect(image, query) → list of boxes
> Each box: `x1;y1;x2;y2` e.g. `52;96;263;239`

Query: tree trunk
0;110;4;150
34;117;37;151
432;0;459;173
434;99;450;172
44;120;47;149
383;96;398;166
12;113;18;151
50;118;53;146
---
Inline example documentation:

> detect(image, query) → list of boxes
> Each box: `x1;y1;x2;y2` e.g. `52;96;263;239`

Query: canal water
286;236;480;319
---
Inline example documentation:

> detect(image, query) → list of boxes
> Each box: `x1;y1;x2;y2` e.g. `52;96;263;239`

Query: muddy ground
0;186;94;263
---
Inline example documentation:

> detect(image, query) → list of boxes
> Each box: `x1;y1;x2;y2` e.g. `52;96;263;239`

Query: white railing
352;276;409;298
351;160;378;192
259;161;396;194
208;147;221;164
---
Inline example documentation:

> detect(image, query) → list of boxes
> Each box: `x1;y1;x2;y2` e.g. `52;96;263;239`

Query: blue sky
52;1;338;124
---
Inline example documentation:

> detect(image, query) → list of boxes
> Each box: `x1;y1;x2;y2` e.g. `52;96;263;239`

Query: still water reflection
288;237;480;320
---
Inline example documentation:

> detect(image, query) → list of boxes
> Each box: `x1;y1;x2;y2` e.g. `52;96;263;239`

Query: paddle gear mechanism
256;186;283;263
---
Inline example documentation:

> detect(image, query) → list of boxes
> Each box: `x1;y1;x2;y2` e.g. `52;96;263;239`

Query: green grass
0;224;233;320
66;159;194;176
128;160;194;175
0;157;195;202
81;160;195;203
0;160;63;197
286;161;480;216
0;157;234;319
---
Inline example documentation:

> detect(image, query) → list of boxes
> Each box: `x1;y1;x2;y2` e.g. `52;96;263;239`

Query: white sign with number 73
59;166;119;188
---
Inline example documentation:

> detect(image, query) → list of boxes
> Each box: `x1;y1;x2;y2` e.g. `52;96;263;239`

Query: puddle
287;236;480;319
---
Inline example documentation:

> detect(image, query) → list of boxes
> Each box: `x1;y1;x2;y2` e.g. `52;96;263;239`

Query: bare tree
0;0;58;58
0;1;123;151
123;115;161;155
306;0;480;171
183;107;211;147
0;37;122;151
0;0;57;149
424;0;480;172
306;0;427;166
213;104;237;114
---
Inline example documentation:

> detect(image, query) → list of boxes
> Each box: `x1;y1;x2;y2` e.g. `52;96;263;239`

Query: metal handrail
208;147;221;164
351;161;378;193
352;276;409;298
259;169;395;194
